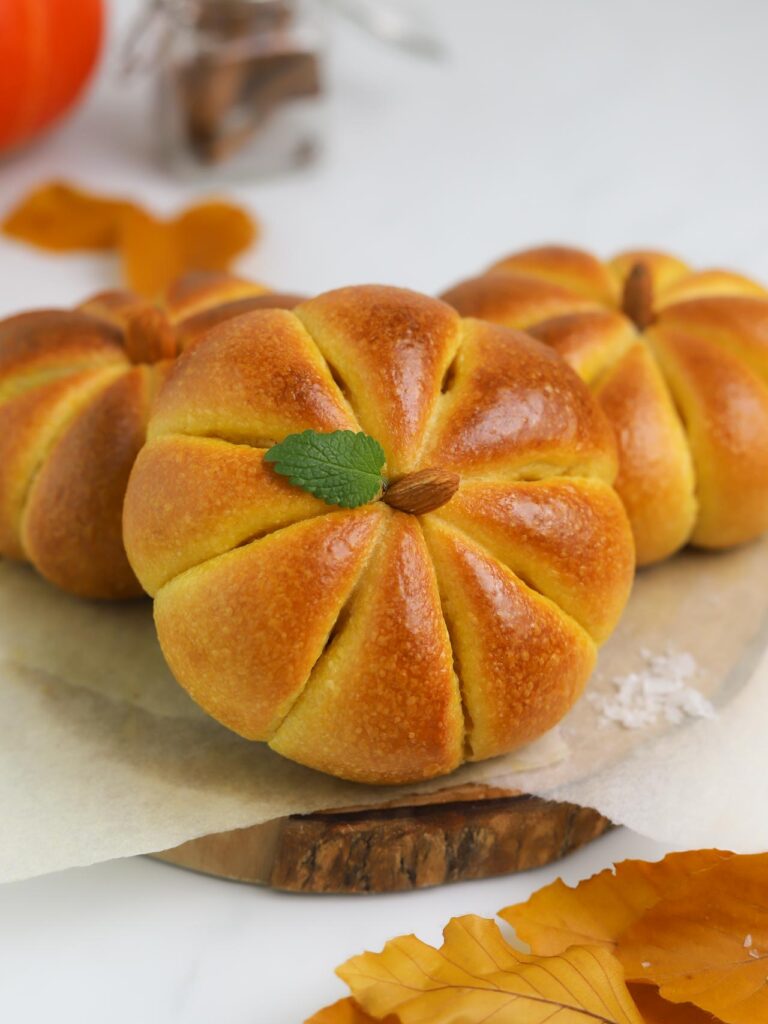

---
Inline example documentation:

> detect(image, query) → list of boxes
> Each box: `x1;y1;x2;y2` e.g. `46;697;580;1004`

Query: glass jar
153;0;326;179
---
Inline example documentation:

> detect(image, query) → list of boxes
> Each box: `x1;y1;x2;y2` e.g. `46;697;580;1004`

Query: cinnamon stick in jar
166;0;323;171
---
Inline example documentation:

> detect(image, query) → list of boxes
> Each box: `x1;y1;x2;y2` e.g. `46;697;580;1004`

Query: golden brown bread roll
123;285;635;784
0;272;305;599
441;247;768;565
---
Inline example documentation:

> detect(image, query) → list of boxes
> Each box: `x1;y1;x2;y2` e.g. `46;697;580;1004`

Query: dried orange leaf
501;851;733;955
118;207;182;299
119;200;257;298
2;180;129;251
3;182;258;298
173;199;257;271
337;913;644;1024
618;854;768;1024
305;997;394;1023
628;985;722;1024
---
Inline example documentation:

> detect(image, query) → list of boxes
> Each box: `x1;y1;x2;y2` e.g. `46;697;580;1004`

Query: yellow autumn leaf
628;984;721;1023
500;851;733;955
305;989;722;1024
618;854;768;1024
305;996;392;1023
337;914;645;1024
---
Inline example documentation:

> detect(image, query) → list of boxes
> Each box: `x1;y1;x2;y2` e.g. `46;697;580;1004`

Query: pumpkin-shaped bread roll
0;272;304;599
123;285;634;784
442;247;768;565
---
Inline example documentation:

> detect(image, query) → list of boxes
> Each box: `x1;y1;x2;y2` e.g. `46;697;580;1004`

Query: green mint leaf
264;430;386;508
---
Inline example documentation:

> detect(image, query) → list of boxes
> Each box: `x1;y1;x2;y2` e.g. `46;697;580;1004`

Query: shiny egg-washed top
124;284;635;784
0;271;302;598
443;247;768;565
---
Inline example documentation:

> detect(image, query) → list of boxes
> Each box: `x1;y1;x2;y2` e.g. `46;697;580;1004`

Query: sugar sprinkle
588;649;716;730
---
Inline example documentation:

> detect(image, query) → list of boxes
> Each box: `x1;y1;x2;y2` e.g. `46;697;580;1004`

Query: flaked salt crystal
588;649;716;730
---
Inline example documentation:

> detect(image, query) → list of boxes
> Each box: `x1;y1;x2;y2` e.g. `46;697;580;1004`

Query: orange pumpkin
0;0;103;153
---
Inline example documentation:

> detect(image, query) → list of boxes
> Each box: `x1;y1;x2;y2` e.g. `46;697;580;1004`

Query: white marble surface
0;830;672;1024
1;0;766;1020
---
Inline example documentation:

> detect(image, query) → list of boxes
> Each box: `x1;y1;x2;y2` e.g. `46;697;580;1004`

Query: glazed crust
490;246;620;305
173;292;306;350
21;368;155;598
422;518;596;761
155;509;385;741
270;511;465;783
296;286;463;474
0;272;303;598
0;309;125;388
148;308;357;445
163;270;270;321
433;477;634;643
592;341;696;565
442;247;768;564
125;285;634;784
648;327;768;548
419;318;617;482
123;435;330;594
440;273;599;338
0;367;125;559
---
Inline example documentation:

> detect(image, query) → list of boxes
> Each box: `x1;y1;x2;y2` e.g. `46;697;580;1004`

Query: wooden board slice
153;784;611;893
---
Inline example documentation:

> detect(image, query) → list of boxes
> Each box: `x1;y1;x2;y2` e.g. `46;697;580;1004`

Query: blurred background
3;0;768;314
2;2;768;1022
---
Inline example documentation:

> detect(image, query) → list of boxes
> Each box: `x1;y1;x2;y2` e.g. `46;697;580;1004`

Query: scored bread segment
163;270;271;322
0;366;126;559
647;326;768;548
295;286;463;476
148;308;359;445
124;434;331;595
419;318;617;482
655;296;768;381
173;292;305;351
440;272;599;336
526;310;636;386
430;477;633;643
523;307;696;561
490;245;620;305
21;367;156;599
270;511;464;784
0;309;126;394
656;269;767;307
591;341;697;566
422;517;596;762
154;508;385;741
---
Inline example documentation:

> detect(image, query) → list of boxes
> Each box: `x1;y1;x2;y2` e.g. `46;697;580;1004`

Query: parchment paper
3;535;768;882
